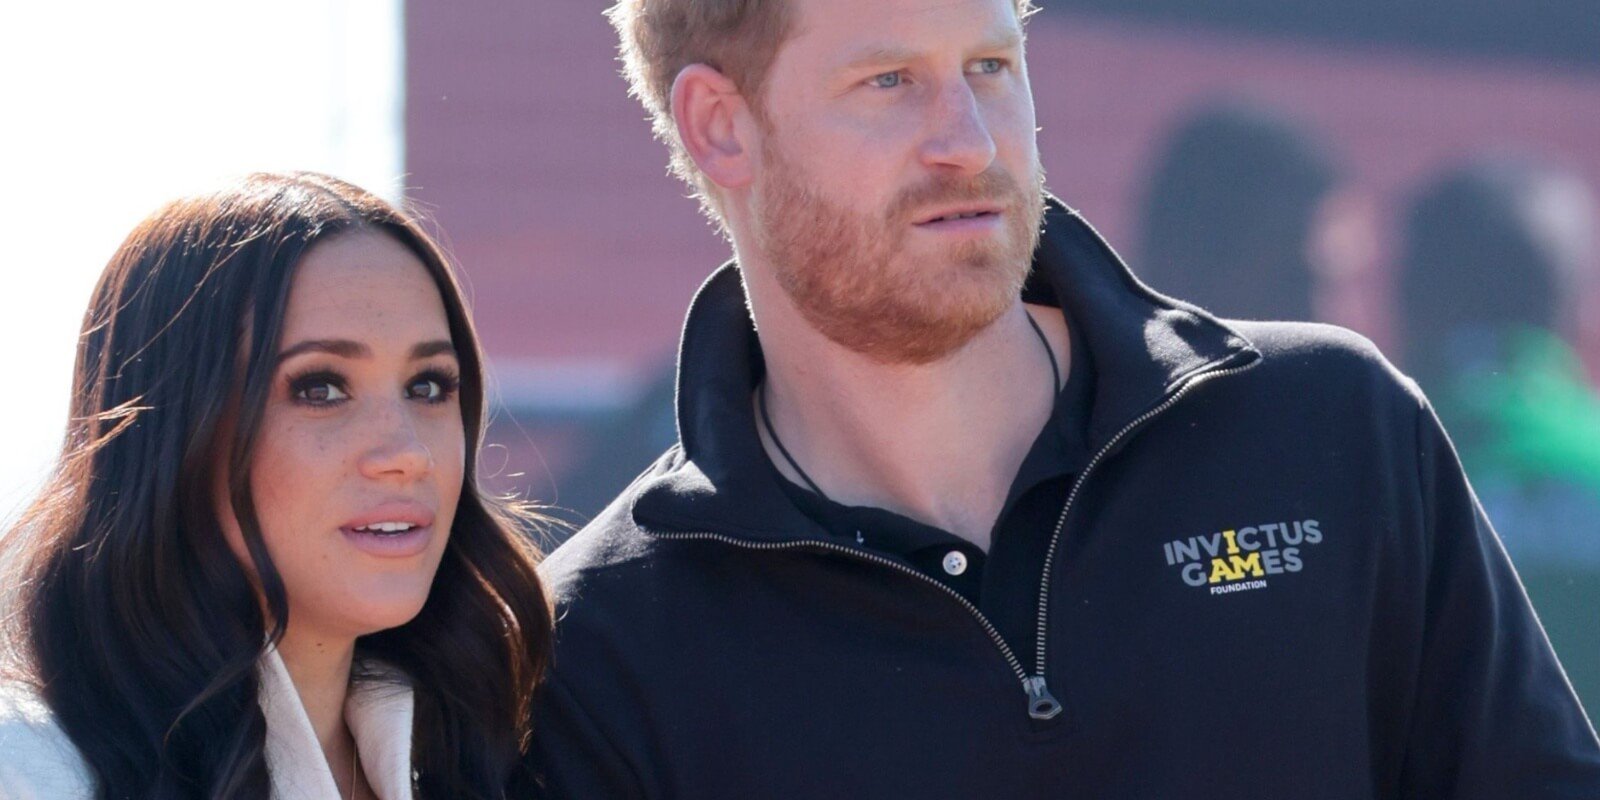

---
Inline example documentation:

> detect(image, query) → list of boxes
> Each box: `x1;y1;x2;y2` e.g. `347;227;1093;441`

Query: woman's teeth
352;521;417;534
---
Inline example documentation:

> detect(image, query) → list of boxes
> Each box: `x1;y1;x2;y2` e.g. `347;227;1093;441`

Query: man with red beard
523;0;1600;796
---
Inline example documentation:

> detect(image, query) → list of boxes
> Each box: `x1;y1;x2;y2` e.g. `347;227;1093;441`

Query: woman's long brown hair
1;172;552;798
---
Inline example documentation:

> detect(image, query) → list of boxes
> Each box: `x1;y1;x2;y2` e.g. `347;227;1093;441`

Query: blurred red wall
405;5;1600;379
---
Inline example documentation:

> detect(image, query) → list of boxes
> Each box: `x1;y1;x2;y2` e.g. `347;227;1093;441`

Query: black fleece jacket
524;200;1600;799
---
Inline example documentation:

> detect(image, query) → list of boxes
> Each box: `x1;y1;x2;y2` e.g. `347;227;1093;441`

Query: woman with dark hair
0;172;553;798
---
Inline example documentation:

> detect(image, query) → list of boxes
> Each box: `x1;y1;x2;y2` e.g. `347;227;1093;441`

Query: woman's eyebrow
277;339;370;362
411;340;455;360
275;339;455;363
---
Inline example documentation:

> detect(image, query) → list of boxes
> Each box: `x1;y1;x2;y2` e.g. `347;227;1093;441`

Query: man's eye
971;58;1005;75
870;71;904;89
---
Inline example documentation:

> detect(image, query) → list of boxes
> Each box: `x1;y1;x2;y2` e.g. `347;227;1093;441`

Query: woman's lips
341;523;434;558
342;502;434;531
339;501;436;558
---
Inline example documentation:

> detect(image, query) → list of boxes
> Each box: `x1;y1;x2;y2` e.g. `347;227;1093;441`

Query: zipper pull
1025;675;1062;720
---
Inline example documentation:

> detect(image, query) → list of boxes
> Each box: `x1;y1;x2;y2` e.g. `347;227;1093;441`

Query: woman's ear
671;63;755;190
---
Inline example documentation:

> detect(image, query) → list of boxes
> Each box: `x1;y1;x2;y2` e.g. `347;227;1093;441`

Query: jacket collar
258;646;415;800
632;198;1258;541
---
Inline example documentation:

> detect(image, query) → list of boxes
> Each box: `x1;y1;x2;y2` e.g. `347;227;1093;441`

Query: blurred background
3;1;1597;710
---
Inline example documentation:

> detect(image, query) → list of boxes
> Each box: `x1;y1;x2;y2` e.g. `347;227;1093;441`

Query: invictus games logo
1161;519;1324;595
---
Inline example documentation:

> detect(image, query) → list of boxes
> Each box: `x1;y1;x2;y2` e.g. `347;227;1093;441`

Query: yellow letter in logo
1209;557;1241;583
1229;552;1264;578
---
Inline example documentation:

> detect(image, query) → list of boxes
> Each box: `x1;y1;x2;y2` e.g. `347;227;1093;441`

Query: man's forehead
785;0;1022;58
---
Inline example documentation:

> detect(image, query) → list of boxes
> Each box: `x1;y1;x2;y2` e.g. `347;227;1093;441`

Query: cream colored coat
0;648;415;800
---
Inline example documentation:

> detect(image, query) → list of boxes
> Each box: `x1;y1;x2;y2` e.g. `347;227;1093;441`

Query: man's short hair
606;0;1039;218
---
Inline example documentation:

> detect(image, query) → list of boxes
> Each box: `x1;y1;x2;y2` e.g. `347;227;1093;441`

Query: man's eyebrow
277;339;371;362
977;28;1024;54
840;44;922;72
411;340;456;360
837;29;1025;72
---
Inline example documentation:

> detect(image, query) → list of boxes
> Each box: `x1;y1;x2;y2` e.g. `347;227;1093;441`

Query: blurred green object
1438;327;1600;720
1454;328;1600;491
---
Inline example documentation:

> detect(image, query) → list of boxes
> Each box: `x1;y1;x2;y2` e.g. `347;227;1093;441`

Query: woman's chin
291;579;437;642
356;590;435;634
356;601;432;636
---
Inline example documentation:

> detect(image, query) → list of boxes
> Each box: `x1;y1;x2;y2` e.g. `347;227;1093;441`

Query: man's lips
912;204;1005;226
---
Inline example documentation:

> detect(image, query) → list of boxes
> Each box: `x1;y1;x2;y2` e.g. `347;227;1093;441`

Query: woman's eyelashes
285;364;461;408
288;369;350;407
405;367;461;404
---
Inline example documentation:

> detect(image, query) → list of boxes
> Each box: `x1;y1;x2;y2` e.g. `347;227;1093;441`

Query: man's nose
918;80;997;175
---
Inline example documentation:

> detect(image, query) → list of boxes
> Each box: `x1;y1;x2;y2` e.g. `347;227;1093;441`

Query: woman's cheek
252;415;343;550
420;415;465;554
425;413;466;495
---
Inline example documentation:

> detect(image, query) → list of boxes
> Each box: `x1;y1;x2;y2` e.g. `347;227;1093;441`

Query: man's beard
752;136;1046;365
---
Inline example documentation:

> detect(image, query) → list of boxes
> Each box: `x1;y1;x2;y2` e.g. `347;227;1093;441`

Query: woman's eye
870;71;904;89
406;370;459;404
292;377;349;406
407;378;444;401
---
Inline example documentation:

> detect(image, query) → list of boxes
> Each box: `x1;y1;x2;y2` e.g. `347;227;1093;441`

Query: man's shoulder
539;513;658;609
1231;318;1397;371
539;445;688;608
537;444;748;683
1227;318;1423;405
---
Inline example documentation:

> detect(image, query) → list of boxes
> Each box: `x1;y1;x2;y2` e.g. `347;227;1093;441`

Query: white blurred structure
0;0;405;526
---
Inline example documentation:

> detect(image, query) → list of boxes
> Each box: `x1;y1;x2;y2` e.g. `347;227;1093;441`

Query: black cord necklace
758;311;1061;504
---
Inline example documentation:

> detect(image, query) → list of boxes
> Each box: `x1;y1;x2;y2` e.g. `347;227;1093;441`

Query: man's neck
748;270;1068;552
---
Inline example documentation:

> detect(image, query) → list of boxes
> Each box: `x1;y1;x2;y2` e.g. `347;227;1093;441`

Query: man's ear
671;64;755;190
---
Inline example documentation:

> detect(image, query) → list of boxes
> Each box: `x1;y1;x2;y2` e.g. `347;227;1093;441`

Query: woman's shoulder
0;681;94;798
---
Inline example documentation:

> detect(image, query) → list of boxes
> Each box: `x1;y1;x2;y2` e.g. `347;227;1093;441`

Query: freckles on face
764;0;1036;149
229;231;466;643
747;0;1044;363
759;0;1035;196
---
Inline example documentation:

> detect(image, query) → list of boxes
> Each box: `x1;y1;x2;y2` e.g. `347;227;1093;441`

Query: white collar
257;647;415;800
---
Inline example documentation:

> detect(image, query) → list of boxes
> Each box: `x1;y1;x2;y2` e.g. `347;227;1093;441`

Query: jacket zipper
648;531;1034;690
1024;356;1261;719
652;354;1260;722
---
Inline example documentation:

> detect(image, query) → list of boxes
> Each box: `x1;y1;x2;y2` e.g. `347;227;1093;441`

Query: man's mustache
888;168;1026;222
